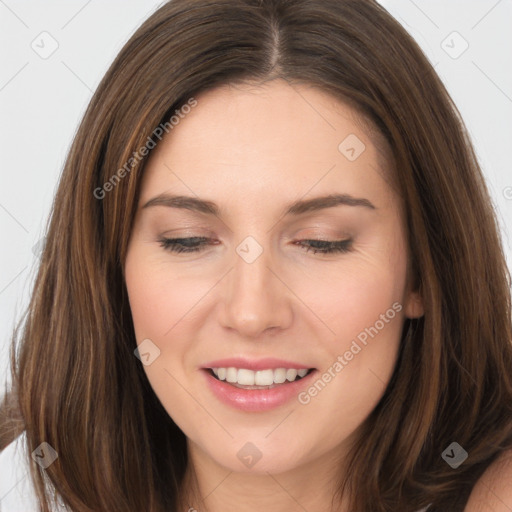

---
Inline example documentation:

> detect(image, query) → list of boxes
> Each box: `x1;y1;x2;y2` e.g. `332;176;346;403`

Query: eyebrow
142;193;376;216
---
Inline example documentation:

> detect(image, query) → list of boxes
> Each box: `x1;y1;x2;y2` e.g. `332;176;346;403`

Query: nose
218;245;293;338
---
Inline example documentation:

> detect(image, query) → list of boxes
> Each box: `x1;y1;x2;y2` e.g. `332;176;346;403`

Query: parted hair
1;0;512;510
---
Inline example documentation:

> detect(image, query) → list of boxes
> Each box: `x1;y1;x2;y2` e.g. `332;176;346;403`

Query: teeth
286;369;297;381
210;367;311;386
254;369;273;386
226;367;237;383
274;368;287;384
238;368;255;385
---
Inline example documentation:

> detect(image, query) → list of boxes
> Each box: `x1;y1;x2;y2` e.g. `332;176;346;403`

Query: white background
1;0;511;400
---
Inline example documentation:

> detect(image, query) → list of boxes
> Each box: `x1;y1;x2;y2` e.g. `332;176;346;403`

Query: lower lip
202;369;317;412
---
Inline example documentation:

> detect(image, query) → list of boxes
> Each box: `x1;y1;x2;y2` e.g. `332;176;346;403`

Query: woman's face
124;79;423;476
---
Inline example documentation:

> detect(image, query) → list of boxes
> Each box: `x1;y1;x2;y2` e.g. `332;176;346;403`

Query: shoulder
464;448;512;511
0;432;40;511
0;432;69;511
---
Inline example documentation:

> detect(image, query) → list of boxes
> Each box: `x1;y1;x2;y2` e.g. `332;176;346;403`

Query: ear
403;260;424;319
403;289;424;319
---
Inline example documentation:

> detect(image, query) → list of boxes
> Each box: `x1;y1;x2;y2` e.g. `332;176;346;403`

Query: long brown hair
2;0;511;510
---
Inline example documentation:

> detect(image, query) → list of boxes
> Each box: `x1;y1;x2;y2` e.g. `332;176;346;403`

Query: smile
201;360;318;411
208;367;312;388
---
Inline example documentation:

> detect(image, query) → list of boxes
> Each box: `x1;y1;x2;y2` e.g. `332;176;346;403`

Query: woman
1;0;511;511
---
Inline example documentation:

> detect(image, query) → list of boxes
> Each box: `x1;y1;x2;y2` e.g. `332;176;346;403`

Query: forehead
140;79;396;210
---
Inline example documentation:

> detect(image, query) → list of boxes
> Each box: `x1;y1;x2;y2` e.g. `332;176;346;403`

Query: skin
124;78;424;512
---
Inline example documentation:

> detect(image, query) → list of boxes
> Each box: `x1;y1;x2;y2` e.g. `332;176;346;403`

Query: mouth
204;366;316;390
200;358;318;411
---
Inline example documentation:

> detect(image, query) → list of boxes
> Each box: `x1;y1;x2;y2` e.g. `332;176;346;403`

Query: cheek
307;270;404;391
296;241;407;352
124;248;194;400
292;236;407;414
125;248;204;342
124;251;200;421
124;248;221;400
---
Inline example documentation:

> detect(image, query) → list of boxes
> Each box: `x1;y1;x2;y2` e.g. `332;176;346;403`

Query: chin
202;437;311;475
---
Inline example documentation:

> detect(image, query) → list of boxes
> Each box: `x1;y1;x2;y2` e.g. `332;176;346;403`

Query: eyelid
157;235;353;256
290;226;353;238
160;226;217;237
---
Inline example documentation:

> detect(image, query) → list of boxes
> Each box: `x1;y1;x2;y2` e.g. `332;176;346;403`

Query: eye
158;236;214;253
158;237;353;255
294;239;353;254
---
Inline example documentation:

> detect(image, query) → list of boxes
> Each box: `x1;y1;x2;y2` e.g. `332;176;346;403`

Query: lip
201;367;318;412
201;357;312;371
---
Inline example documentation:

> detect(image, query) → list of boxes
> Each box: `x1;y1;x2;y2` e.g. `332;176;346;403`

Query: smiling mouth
206;367;315;390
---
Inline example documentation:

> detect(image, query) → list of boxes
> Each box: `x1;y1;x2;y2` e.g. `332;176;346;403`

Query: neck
178;439;353;512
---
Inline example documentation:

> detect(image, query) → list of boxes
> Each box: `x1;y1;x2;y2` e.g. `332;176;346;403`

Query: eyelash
157;237;353;255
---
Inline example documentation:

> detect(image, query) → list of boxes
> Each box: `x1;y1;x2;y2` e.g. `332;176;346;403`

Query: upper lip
201;357;315;371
